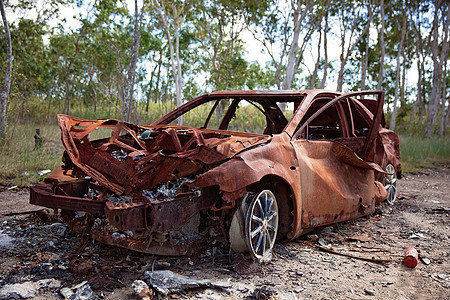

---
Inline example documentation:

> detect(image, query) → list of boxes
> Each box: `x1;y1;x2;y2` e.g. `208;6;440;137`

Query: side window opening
307;104;342;140
295;98;344;140
343;100;371;137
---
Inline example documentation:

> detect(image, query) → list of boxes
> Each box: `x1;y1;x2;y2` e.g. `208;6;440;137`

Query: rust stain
30;89;401;256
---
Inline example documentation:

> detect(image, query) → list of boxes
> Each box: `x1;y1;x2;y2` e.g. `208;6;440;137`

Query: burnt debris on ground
1;167;449;299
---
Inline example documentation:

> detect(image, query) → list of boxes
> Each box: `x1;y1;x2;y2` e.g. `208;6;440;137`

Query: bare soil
0;166;449;299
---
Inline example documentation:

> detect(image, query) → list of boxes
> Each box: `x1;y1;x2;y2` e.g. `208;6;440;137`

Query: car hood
57;115;270;196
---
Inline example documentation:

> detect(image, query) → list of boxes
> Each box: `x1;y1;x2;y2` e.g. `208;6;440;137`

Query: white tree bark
308;26;322;89
425;1;449;137
123;0;144;123
281;0;311;90
410;7;428;125
155;0;184;125
377;0;385;90
320;0;329;89
336;3;372;92
389;12;407;131
0;0;11;139
361;33;369;90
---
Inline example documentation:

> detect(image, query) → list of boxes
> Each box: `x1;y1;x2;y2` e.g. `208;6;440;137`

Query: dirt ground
0;166;449;299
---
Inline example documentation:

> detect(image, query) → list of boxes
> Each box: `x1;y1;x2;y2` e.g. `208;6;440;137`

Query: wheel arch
248;175;295;240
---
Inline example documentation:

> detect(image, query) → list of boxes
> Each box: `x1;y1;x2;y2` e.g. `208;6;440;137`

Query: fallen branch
315;244;392;265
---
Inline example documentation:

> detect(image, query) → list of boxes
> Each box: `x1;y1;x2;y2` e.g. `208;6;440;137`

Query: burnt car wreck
30;90;401;261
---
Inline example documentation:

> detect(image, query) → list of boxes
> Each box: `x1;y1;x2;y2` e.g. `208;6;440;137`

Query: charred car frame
30;90;401;261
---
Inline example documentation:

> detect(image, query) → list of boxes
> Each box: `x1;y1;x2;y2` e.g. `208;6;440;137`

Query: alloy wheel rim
247;190;278;260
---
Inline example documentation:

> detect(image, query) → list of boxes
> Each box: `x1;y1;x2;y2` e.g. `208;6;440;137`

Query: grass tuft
1;119;448;187
0;123;63;187
399;134;450;173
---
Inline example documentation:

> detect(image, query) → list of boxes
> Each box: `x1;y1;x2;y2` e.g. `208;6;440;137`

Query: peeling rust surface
30;89;401;256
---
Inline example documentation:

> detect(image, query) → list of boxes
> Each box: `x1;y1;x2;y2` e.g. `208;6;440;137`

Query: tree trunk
410;8;427;125
320;0;329;89
155;0;184;124
64;25;86;115
0;0;11;139
336;4;372;92
445;96;450;134
361;33;369;90
123;0;143;123
410;54;422;126
145;53;158;112
439;60;448;136
308;29;322;89
282;0;311;90
425;1;448;137
377;0;385;90
400;49;407;113
155;56;162;103
389;12;407;131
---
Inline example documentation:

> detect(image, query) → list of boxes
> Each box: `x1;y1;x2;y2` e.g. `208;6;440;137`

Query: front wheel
229;189;279;262
246;190;279;261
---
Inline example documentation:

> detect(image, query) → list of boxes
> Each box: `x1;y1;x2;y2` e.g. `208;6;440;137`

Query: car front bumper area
30;178;214;255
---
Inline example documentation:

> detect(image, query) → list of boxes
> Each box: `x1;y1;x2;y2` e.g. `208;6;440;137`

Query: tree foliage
0;0;448;136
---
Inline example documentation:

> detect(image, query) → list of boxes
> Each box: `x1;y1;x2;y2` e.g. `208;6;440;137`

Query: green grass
1;114;448;187
399;134;450;173
0;123;63;187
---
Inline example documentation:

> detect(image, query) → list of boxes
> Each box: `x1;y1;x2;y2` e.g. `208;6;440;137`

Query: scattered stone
307;234;319;241
70;283;96;300
0;279;60;299
132;280;153;300
431;273;450;287
60;281;97;300
364;288;375;296
61;287;75;299
420;257;431;265
145;270;231;296
250;287;277;299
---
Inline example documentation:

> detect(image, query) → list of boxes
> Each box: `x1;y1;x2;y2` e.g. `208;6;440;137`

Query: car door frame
290;91;384;232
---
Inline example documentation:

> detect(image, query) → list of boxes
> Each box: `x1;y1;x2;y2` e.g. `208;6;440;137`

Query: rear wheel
384;163;397;204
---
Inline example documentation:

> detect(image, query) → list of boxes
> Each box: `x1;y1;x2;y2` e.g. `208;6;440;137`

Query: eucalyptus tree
333;0;373;92
409;3;429;126
307;0;330;89
389;0;407;131
193;0;248;90
0;0;11;138
247;0;316;90
122;0;145;123
153;0;187;124
377;0;385;90
425;0;449;137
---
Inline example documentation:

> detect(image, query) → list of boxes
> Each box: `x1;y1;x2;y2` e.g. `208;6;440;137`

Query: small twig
151;256;156;271
2;210;43;217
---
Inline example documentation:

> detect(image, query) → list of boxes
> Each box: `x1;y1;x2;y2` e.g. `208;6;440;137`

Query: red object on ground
404;247;419;268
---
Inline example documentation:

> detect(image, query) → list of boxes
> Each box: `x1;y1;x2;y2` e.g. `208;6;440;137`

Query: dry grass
399;134;450;173
0;123;63;187
1;118;448;187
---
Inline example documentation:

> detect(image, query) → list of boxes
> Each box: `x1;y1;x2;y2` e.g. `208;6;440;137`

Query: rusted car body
30;90;401;261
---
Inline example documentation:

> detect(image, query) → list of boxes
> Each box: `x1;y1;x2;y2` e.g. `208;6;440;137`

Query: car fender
194;132;303;235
